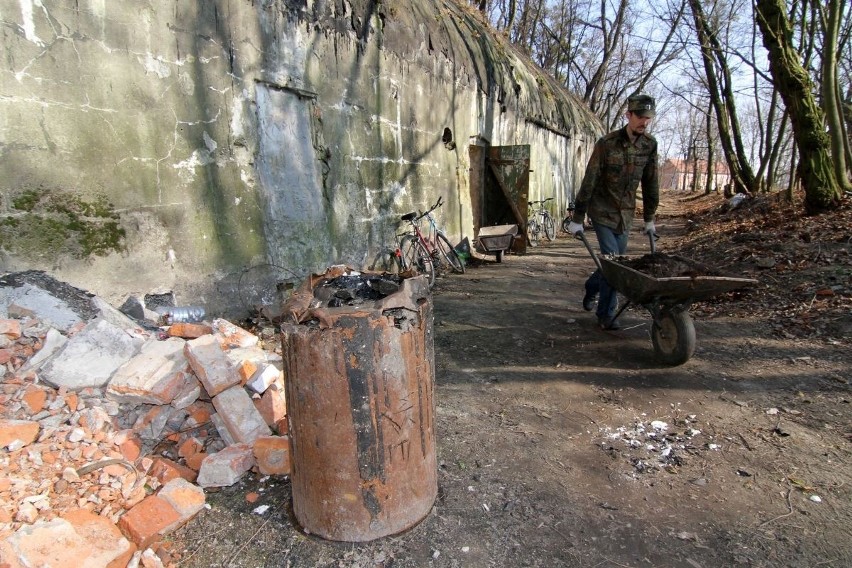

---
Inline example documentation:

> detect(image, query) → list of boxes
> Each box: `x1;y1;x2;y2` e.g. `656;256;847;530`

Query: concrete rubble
0;271;290;567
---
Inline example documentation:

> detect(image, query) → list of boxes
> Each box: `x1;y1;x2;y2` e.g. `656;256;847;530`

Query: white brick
212;386;271;444
184;334;241;396
107;338;193;405
246;364;280;394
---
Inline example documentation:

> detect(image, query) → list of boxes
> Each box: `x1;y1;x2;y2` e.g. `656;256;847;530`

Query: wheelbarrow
577;232;757;365
477;224;518;263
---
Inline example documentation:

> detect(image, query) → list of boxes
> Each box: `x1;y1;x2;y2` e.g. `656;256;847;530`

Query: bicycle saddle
401;212;417;221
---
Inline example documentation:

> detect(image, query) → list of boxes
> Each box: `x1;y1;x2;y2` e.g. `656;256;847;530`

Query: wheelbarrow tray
477;224;518;252
598;255;757;305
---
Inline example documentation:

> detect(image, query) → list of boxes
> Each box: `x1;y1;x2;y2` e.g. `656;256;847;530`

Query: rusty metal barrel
279;266;437;542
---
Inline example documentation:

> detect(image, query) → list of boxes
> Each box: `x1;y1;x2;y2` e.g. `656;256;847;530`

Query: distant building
661;158;731;192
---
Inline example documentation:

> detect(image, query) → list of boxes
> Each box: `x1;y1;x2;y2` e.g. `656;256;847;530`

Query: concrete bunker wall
0;0;601;317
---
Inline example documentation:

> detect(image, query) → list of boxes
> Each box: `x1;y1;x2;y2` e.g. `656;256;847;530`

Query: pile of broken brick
0;272;290;567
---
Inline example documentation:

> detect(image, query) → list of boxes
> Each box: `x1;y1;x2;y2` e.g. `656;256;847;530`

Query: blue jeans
585;222;628;319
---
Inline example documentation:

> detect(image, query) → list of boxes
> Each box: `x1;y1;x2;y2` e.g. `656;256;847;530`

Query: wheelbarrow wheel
495;250;504;263
651;309;696;366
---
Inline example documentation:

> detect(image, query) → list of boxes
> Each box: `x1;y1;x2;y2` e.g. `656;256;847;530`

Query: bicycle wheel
527;219;539;247
435;232;465;274
399;235;435;288
561;216;573;234
543;213;556;241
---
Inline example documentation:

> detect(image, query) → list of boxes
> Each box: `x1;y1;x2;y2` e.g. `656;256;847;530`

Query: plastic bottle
163;306;206;325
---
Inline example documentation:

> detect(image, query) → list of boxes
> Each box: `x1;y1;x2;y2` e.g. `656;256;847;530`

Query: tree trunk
820;0;852;193
755;0;843;211
704;107;714;195
687;0;756;195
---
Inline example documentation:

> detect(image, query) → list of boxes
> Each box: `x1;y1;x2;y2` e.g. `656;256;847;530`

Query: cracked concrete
2;0;601;321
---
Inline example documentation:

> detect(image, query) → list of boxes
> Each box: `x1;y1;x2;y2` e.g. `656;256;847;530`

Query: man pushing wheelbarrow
567;94;756;365
567;94;660;331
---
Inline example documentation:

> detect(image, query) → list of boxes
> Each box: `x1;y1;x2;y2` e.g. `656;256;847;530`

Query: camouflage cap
627;94;656;117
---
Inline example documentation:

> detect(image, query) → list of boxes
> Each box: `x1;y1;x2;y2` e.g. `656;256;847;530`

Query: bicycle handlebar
528;197;554;207
413;196;445;222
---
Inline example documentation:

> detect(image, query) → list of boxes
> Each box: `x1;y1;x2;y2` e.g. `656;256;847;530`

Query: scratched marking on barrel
341;316;385;519
383;390;415;463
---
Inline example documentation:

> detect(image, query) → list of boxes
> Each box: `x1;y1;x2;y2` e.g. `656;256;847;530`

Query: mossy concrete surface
1;1;601;318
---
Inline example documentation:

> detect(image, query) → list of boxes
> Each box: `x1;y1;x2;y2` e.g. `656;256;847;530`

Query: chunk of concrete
0;282;85;332
196;443;255;488
107;337;194;405
20;327;67;373
38;317;144;390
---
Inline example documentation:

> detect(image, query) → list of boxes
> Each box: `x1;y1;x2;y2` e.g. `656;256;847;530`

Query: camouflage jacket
572;126;659;233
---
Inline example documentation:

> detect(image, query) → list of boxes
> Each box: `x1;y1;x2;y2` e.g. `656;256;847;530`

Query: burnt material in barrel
280;268;436;542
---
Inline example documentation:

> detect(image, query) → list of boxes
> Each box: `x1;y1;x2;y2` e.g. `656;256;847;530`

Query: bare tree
687;0;757;195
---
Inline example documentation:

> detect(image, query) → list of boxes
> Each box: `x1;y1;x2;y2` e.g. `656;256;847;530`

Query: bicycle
526;198;556;246
398;196;465;288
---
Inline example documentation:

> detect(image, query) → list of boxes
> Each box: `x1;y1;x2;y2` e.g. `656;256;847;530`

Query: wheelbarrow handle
575;231;603;271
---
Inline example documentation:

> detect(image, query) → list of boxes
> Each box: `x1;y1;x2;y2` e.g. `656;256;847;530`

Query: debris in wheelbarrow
617;253;722;279
477;224;518;263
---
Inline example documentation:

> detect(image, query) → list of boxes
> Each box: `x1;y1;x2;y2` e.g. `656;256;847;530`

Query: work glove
643;221;656;236
567;221;584;236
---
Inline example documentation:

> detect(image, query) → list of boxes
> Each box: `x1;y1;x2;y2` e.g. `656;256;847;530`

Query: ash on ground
312;274;403;308
598;415;719;477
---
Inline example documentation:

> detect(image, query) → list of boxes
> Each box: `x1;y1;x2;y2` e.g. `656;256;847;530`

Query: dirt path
172;195;852;567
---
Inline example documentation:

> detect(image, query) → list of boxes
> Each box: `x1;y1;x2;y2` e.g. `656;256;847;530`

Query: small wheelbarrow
578;232;757;365
477;224;518;263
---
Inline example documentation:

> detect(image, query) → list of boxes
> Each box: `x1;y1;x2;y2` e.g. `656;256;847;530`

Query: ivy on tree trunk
755;0;843;212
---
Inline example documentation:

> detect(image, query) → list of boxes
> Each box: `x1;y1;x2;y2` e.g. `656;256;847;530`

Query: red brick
254;386;287;427
148;456;197;483
252;435;291;475
65;392;79;412
168;322;213;339
0;319;21;339
185;451;207;472
212;319;258;348
63;508;137;568
234;359;258;385
0;419;40;447
119;435;142;462
178;437;203;459
184;401;214;427
157;478;206;530
117;495;182;549
22;385;47;414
